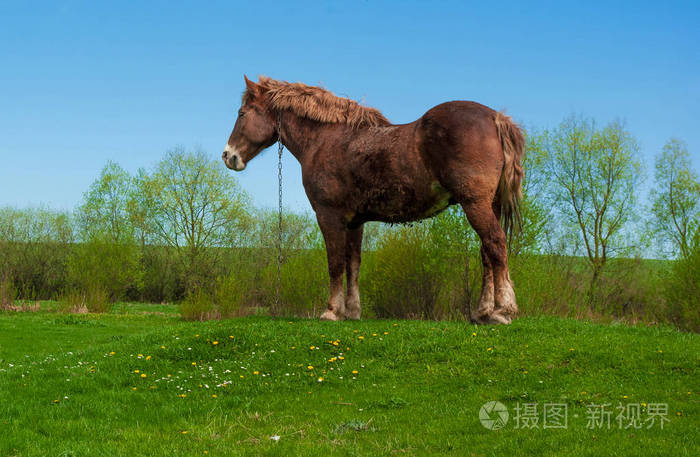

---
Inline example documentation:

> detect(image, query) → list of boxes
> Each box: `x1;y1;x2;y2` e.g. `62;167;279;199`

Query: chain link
275;111;283;313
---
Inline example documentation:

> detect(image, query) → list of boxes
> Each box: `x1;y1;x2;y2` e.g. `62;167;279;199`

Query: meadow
1;304;698;456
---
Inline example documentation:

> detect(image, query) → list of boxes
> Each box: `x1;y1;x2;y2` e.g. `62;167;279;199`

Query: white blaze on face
224;144;246;171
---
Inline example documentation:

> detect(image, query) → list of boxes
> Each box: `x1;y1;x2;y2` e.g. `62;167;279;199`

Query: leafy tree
650;138;700;258
139;147;251;291
545;116;643;283
0;206;73;298
76;161;135;243
70;162;142;300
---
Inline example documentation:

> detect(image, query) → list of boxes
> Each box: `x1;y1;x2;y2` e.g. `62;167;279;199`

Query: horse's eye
238;110;245;117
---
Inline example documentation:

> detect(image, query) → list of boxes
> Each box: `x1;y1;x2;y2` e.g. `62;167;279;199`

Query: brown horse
223;76;524;324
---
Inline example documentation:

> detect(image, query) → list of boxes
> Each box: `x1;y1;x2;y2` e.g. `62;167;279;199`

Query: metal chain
275;111;283;312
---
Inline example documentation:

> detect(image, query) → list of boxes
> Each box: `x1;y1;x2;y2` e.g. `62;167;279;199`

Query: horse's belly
355;180;453;224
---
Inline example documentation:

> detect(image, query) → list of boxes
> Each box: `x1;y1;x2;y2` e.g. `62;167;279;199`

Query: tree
650;138;700;258
545;116;643;283
139;147;251;291
76;161;135;243
71;162;142;300
0;206;74;299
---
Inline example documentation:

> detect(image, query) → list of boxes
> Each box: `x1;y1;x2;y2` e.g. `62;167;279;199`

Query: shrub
0;275;17;310
362;217;474;320
278;248;328;317
58;285;111;313
66;237;142;302
664;235;700;332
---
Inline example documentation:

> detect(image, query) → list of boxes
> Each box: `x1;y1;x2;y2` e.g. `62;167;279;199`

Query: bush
362;216;474;319
66;237;142;302
277;248;328;317
0;276;17;310
58;285;111;313
664;236;700;332
180;269;254;321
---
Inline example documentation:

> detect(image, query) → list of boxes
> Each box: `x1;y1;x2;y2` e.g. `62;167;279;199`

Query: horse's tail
494;112;525;243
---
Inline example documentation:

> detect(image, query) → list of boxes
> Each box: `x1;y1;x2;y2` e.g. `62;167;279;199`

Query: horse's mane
245;76;391;129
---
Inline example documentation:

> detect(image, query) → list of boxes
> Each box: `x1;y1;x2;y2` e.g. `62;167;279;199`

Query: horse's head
222;76;277;171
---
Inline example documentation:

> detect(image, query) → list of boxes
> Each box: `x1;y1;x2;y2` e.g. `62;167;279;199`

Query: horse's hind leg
461;201;515;324
474;244;495;322
344;225;363;320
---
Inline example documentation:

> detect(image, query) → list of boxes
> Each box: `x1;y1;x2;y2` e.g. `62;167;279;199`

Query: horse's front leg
317;211;347;321
344;225;364;320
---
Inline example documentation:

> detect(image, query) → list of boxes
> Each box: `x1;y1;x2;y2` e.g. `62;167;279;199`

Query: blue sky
1;1;698;213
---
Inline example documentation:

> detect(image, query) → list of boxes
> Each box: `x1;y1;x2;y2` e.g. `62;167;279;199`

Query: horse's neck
278;112;341;163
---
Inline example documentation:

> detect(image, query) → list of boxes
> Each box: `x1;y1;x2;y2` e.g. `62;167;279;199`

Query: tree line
0;115;698;329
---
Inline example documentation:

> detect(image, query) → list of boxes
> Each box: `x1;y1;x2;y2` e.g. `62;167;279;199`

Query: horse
223;76;524;324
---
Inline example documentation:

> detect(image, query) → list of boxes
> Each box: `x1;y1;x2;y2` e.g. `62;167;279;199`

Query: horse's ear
244;75;261;98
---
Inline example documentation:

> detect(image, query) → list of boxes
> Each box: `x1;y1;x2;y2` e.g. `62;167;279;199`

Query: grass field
0;305;698;456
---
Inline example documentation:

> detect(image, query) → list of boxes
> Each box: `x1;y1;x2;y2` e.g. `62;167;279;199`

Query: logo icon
480;401;509;430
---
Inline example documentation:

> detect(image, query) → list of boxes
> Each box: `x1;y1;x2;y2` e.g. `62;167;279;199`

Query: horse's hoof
488;313;512;325
320;310;341;321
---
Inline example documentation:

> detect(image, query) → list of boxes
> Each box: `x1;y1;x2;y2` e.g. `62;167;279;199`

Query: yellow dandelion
623;395;628;399
352;370;358;374
240;375;244;379
372;333;377;337
181;430;188;434
229;335;234;339
212;394;217;398
178;394;186;398
383;332;388;335
53;399;60;404
213;341;219;345
253;371;259;375
132;387;137;391
195;334;199;338
338;356;344;360
318;377;324;382
333;341;339;346
307;365;314;370
642;402;647;407
310;346;316;350
393;323;398;327
138;354;143;358
161;345;165;349
472;332;477;337
191;362;196;366
487;347;492;351
358;336;364;340
146;355;152;360
291;346;296;350
141;373;147;378
134;370;140;373
109;351;115;355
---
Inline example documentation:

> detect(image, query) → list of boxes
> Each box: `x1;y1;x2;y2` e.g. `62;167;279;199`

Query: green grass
0;308;698;456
